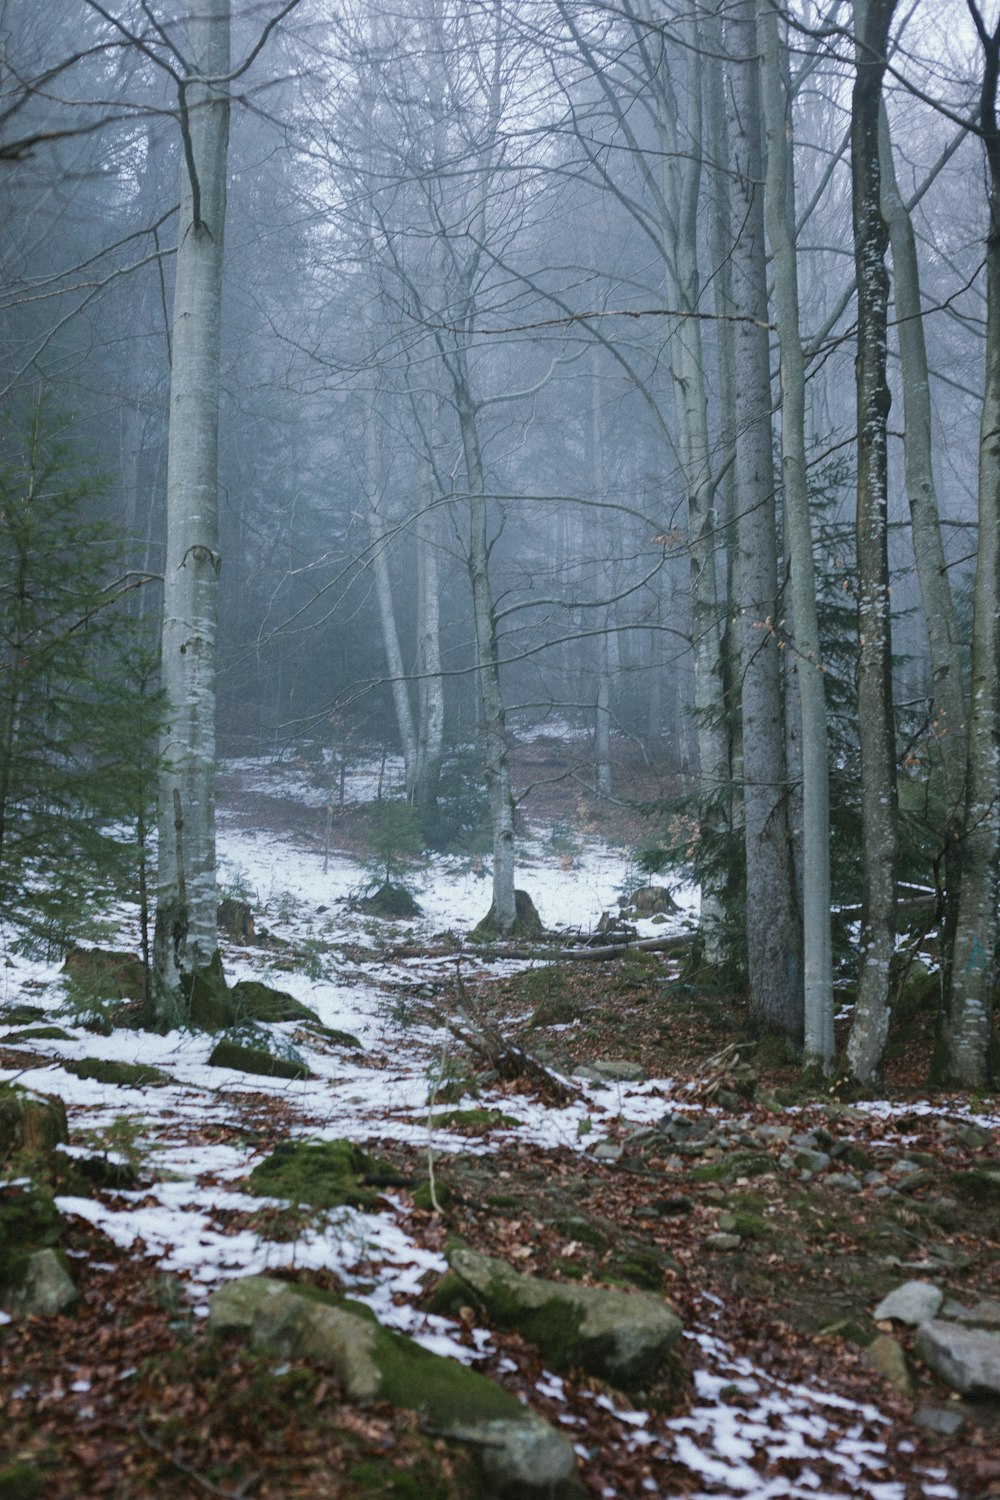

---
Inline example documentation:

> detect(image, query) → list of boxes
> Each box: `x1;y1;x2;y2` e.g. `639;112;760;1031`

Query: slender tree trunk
846;0;900;1083
726;0;803;1039
414;487;444;812
155;0;230;993
759;0;834;1070
940;6;1000;1088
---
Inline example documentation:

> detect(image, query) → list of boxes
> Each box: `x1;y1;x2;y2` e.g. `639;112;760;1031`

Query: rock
580;1059;646;1084
874;1281;944;1325
866;1335;913;1396
0;1463;43;1499
208;1039;312;1080
0;1084;68;1165
620;885;678;916
705;1232;741;1251
61;946;146;1002
217;898;255;940
63;1058;170;1088
915;1319;1000;1396
950;1297;1000;1330
949;1168;1000;1206
4;1248;78;1317
894;1168;936;1196
247;1139;397;1209
955;1124;993;1150
0;1182;65;1312
592;1142;623;1163
793;1148;831;1174
914;1406;965;1436
826;1173;862;1192
229;980;318;1026
209;1277;580;1499
448;1246;682;1390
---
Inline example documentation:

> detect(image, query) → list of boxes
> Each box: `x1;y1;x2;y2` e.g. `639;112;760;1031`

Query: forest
1;3;1000;1499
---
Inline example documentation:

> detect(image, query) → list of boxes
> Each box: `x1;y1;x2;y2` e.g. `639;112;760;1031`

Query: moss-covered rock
471;890;544;941
433;1108;520;1135
412;1179;453;1212
0;1181;74;1315
208;1276;580;1499
186;951;237;1032
63;1057;170;1088
61;946;146;1003
247;1139;389;1209
229;980;319;1026
357;882;423;919
3;1026;74;1043
948;1168;1000;1206
447;1246;682;1391
0;1084;68;1166
0;1463;43;1500
0;1005;47;1026
207;1039;312;1081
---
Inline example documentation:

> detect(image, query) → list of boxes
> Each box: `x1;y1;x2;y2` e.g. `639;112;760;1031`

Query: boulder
915;1319;1000;1396
4;1248;78;1317
579;1059;646;1084
448;1246;682;1390
209;1277;580;1499
873;1280;943;1326
208;1039;312;1080
0;1084;67;1165
246;1139;399;1210
229;980;318;1026
865;1335;913;1397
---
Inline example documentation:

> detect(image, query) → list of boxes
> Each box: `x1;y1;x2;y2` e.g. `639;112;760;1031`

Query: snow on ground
0;759;978;1498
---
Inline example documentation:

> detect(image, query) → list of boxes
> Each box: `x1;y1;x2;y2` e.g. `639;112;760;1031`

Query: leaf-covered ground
2;740;999;1500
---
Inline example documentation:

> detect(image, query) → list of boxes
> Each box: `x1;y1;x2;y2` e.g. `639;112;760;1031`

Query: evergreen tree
0;419;160;952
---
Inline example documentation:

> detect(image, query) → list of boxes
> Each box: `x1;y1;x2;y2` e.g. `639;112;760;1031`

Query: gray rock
705;1232;741;1251
915;1319;1000;1396
581;1059;645;1084
950;1297;1000;1330
956;1124;993;1150
592;1141;623;1163
6;1248;78;1317
449;1246;681;1390
751;1125;792;1146
865;1335;913;1396
874;1281;943;1325
825;1173;862;1192
914;1406;965;1437
793;1148;831;1174
210;1277;580;1499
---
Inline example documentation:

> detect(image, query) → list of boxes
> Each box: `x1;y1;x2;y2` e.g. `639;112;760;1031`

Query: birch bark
845;0;899;1083
759;0;834;1070
726;0;803;1038
941;4;1000;1088
155;0;230;993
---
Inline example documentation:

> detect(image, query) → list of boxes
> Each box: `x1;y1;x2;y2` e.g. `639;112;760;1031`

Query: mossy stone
0;1084;68;1165
247;1139;385;1209
471;890;544;940
0;1464;43;1500
0;1181;62;1301
614;1247;666;1291
358;882;423;918
208;1039;312;1081
186;951;237;1032
412;1179;453;1212
548;1217;609;1251
4;1026;74;1043
62;947;146;1003
63;1057;170;1088
0;1005;46;1025
949;1169;1000;1206
229;980;319;1026
312;1025;363;1049
433;1108;520;1134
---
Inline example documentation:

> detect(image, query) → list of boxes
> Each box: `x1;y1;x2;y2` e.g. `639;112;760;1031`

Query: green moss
425;1271;473;1318
471;889;544;940
412;1179;453;1211
0;1005;46;1025
208;1040;312;1081
63;1057;170;1087
229;980;319;1026
375;1324;526;1426
948;1169;1000;1205
358;882;422;919
4;1026;74;1042
614;1248;665;1290
688;1162;733;1183
186;951;236;1033
247;1140;386;1209
0;1182;62;1297
0;1464;43;1500
346;1455;478;1500
548;1217;609;1251
312;1026;363;1049
62;947;146;1003
433;1108;519;1134
0;1083;68;1165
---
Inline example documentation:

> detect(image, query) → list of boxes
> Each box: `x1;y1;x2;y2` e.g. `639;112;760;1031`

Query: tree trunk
759;0;834;1071
726;0;803;1039
414;491;444;813
155;0;230;993
940;7;1000;1088
845;0;900;1083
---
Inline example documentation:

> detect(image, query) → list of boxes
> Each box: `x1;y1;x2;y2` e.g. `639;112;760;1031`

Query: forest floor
1;729;999;1500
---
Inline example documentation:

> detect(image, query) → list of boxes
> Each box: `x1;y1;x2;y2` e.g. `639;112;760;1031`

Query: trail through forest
1;745;998;1499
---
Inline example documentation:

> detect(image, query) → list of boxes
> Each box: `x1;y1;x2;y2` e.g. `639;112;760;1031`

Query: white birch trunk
846;0;900;1083
759;0;834;1070
155;0;230;991
726;0;803;1038
414;490;444;811
941;21;1000;1088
